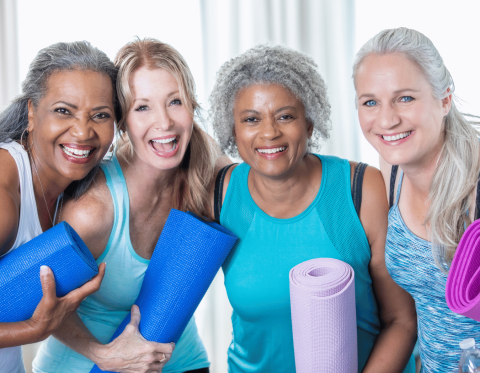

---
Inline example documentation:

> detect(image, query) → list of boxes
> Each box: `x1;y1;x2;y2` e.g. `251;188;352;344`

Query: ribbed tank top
0;141;43;373
33;155;209;373
220;155;386;373
386;171;480;373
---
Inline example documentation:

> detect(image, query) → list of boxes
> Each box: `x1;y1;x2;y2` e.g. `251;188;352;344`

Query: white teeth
61;145;92;158
382;131;411;142
257;147;287;154
152;136;176;144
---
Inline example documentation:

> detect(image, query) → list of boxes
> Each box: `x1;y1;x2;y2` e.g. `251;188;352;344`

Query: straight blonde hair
353;28;480;272
114;38;217;218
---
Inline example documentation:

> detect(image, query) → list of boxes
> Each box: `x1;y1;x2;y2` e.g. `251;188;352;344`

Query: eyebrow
239;109;261;115
52;101;77;109
275;106;297;114
357;88;420;101
132;91;180;104
92;106;113;111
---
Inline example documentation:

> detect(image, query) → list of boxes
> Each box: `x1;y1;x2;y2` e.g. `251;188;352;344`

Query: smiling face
125;66;193;171
355;53;451;169
27;69;115;182
233;83;313;178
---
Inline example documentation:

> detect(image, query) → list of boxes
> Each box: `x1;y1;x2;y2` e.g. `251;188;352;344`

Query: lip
149;135;180;158
59;144;97;165
256;145;288;160
378;131;414;146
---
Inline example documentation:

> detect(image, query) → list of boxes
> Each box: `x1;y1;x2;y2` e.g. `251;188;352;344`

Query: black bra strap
214;164;236;223
475;174;480;221
389;165;399;209
352;162;368;217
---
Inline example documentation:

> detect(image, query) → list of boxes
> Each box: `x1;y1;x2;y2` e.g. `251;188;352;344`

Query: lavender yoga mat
446;219;480;320
289;258;357;373
90;209;237;373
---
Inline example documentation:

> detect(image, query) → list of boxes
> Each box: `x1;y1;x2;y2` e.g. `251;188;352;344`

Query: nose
153;107;174;131
259;117;280;140
69;114;95;141
378;103;400;130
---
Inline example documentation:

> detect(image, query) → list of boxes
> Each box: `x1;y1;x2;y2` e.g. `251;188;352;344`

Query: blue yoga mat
90;209;237;373
0;221;98;323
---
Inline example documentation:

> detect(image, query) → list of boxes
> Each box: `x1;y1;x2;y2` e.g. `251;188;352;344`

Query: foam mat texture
446;219;480;320
0;221;98;322
290;258;357;373
90;209;237;373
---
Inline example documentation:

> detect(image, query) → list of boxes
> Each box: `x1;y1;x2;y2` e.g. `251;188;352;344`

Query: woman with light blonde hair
33;38;221;373
353;27;480;372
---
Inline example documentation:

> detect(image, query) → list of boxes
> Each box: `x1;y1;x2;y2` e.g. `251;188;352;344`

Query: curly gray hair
209;44;331;156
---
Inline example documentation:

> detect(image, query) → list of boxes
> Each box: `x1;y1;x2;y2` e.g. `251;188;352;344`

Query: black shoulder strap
475;174;480;221
352;162;368;217
214;164;236;223
389;165;399;209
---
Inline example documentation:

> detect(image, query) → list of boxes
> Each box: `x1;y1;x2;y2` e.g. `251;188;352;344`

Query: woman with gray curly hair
210;44;416;372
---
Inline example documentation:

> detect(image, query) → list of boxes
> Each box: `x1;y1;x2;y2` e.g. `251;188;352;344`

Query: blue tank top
220;155;406;373
33;155;209;373
386;171;480;373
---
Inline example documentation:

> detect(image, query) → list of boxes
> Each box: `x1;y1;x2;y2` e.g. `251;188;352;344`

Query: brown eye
55;107;70;115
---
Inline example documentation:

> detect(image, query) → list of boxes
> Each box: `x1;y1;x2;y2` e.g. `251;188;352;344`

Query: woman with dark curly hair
210;44;416;373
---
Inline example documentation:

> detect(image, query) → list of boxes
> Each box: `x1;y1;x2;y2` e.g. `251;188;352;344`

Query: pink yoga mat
289;258;357;373
446;219;480;320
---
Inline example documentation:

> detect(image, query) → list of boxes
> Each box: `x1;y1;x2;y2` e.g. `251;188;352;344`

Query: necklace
28;150;54;227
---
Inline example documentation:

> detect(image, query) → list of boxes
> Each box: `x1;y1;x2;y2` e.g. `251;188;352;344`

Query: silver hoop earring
20;128;28;150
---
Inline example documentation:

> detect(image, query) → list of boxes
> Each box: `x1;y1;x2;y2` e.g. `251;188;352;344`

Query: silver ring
160;353;166;363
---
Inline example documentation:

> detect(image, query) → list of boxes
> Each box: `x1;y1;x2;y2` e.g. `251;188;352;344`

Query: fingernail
171;342;175;348
40;265;49;276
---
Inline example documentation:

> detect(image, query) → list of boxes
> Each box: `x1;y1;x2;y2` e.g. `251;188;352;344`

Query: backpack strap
351;162;368;217
389;165;399;209
214;164;237;223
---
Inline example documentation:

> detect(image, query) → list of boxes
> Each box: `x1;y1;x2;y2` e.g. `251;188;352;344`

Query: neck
249;154;318;209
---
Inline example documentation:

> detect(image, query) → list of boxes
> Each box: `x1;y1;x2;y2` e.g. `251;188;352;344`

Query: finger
39;265;57;302
152;341;174;354
129;304;141;328
63;262;106;303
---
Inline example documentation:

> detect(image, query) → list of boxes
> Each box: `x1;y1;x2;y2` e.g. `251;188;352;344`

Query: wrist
87;339;109;366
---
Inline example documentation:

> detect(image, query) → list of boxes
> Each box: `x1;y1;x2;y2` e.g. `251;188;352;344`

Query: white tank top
0;141;43;373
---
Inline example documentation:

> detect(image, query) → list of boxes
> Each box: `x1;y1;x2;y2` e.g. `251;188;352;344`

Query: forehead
129;66;178;95
44;69;113;103
355;53;428;91
235;83;301;106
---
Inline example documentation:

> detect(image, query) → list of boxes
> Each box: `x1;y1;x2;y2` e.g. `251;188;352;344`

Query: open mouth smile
381;131;412;142
150;135;179;158
60;145;95;159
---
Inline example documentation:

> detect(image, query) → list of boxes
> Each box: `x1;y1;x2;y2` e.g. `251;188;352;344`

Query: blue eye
135;105;148;111
400;96;414;103
364;100;377;107
170;99;181;106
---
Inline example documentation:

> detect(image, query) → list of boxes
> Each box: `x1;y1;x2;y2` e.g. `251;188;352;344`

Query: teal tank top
221;154;413;373
33;155;209;373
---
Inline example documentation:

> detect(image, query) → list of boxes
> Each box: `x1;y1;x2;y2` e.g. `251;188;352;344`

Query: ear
442;88;453;116
27;99;36;132
307;120;314;139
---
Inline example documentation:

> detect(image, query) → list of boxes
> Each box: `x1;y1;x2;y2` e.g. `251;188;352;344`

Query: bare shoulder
60;170;113;259
0;149;21;255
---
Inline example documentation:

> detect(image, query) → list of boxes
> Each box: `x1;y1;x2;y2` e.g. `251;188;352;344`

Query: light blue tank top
386;172;480;373
33;155;209;373
221;155;414;373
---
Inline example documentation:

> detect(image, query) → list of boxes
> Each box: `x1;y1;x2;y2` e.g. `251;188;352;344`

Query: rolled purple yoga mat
289;258;357;373
446;219;480;320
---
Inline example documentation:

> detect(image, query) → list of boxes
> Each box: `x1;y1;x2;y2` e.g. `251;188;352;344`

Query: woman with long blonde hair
353;27;480;372
33;38;221;373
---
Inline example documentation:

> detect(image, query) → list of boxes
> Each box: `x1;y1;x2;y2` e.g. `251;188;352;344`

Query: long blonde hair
353;28;480;272
114;38;217;218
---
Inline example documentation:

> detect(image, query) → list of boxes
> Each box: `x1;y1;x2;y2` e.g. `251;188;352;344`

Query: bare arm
53;172;174;372
0;149;104;347
355;164;417;373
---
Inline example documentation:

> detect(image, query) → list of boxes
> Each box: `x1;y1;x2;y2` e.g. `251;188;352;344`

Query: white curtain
0;0;19;109
197;1;357;372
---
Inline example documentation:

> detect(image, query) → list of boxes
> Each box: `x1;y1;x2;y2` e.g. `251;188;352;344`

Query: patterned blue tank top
386;171;480;373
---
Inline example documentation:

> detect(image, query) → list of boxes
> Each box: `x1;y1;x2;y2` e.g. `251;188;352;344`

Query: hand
93;305;175;373
26;262;106;340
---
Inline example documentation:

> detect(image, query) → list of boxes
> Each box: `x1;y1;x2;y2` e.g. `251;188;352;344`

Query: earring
20;128;28;150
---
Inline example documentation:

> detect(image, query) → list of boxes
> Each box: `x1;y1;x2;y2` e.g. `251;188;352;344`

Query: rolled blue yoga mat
0;221;98;322
90;209;238;373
